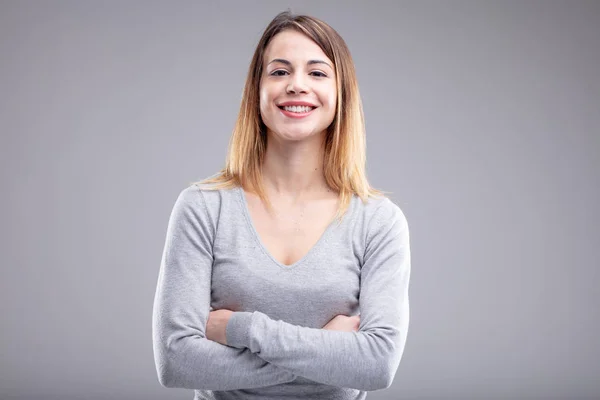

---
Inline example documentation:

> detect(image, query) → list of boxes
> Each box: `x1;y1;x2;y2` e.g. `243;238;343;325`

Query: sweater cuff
226;311;254;349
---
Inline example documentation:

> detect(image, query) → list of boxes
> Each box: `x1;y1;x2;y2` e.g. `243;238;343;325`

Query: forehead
263;30;332;65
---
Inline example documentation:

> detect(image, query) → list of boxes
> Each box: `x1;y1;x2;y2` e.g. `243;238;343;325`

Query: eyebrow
267;58;333;70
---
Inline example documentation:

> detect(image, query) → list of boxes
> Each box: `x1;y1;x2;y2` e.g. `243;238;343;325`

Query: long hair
191;11;388;223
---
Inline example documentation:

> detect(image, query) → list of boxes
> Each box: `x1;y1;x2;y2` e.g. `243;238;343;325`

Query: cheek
325;90;337;117
328;95;337;112
258;85;276;108
259;88;271;117
323;85;337;111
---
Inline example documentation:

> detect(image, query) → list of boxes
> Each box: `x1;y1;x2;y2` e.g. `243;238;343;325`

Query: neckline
236;185;344;270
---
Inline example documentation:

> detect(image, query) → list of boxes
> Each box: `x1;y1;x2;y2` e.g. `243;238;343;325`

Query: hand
322;314;361;332
206;309;234;345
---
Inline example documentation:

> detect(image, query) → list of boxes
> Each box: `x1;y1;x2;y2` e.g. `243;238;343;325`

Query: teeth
283;105;314;113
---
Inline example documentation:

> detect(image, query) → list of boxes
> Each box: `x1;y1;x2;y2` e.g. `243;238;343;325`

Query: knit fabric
152;183;411;399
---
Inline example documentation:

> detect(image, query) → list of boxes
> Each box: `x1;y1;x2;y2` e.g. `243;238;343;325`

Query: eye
310;71;327;77
270;69;289;76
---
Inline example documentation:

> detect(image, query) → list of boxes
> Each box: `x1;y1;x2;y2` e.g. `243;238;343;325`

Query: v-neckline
236;185;341;270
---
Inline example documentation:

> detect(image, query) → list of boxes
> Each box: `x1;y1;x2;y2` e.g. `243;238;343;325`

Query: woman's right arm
152;186;297;390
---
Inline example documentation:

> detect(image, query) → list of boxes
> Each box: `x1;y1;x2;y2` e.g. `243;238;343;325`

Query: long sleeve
225;199;411;391
152;187;297;390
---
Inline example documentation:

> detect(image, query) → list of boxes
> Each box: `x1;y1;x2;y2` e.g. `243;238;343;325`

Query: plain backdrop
1;1;599;399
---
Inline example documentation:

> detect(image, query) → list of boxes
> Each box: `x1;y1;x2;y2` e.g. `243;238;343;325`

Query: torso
243;188;341;266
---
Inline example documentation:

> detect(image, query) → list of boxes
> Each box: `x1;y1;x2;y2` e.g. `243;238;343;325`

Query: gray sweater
152;183;411;399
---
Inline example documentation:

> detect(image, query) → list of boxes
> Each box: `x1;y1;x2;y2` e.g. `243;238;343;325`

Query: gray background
1;1;598;399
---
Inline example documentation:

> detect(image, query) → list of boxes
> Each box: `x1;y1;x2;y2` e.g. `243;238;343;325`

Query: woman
152;11;411;400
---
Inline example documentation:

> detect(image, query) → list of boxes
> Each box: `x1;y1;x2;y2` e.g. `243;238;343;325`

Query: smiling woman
152;10;411;400
260;30;337;137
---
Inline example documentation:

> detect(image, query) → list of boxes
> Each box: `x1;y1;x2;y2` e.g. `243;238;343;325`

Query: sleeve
152;187;298;390
225;199;411;391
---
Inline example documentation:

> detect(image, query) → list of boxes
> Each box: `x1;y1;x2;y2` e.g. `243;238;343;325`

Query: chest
247;193;339;266
209;189;364;328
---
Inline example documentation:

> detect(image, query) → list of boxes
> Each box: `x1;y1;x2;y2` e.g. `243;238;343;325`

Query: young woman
152;11;411;400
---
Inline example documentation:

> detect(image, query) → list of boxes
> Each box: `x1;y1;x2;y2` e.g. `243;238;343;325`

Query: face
259;29;337;142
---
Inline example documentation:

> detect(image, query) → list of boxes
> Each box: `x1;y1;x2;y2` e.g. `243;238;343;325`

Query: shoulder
165;185;207;229
356;194;408;227
168;184;236;237
171;183;241;229
356;194;409;242
175;182;237;207
176;183;203;202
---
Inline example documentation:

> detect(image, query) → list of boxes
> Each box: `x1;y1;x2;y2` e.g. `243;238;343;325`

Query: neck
260;130;330;202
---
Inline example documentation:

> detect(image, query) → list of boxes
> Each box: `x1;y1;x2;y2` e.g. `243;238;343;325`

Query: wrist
225;311;254;349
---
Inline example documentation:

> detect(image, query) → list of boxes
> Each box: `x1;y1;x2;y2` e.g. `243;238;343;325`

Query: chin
277;128;321;140
276;124;328;138
276;133;312;142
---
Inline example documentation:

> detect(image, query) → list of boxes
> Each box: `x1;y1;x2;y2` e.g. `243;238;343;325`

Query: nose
286;73;309;94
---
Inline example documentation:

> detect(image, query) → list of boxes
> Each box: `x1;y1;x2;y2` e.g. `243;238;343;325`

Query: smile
278;105;316;118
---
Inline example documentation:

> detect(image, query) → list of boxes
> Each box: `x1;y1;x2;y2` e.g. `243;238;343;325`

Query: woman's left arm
224;200;411;391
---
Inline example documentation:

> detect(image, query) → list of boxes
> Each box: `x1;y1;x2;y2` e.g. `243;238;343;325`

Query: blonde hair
191;11;389;223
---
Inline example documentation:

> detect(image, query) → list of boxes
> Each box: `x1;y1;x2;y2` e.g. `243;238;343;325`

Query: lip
276;101;318;119
277;101;318;107
279;107;315;119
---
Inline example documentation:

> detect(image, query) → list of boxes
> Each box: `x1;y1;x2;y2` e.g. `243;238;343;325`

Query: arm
152;186;297;390
225;199;411;391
